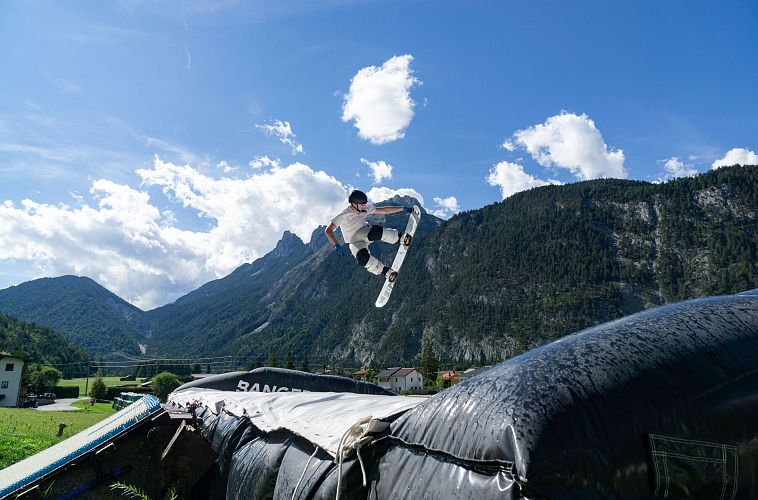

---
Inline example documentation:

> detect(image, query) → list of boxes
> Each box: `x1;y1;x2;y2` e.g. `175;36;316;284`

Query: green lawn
0;403;117;469
58;376;142;395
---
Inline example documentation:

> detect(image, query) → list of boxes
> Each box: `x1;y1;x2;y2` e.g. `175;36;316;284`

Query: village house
376;367;423;392
0;352;25;408
454;365;493;384
438;370;461;388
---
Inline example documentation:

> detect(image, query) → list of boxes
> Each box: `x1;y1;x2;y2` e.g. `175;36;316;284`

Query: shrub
89;377;108;400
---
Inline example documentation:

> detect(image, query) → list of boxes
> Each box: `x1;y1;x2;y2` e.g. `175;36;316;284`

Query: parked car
36;393;56;406
22;395;39;408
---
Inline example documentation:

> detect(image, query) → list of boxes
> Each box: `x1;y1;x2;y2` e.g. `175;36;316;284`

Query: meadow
0;402;116;469
58;376;141;395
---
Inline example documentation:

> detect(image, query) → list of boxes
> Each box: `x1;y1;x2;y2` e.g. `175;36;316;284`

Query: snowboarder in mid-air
325;190;413;280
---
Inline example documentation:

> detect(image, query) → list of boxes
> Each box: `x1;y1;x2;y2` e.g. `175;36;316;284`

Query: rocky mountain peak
306;225;330;253
271;231;305;258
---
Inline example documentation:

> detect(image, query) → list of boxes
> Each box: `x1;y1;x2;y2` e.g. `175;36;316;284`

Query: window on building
1;381;8;389
4;363;13;372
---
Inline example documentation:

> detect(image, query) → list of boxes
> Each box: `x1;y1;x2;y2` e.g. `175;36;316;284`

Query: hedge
53;386;79;398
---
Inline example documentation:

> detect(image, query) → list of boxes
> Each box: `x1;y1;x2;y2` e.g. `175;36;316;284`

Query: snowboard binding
402;234;413;246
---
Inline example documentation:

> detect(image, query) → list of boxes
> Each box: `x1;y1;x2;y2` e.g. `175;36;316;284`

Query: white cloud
0;158;347;309
711;148;758;169
256;120;304;155
656;156;698;182
501;140;516;152
216;160;238;173
360;158;393;184
341;54;420;145
429;196;460;219
249;155;280;170
366;187;424;205
486;161;561;199
509;112;627;180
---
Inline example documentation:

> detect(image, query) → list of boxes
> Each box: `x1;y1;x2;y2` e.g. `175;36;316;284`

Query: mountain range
0;166;755;368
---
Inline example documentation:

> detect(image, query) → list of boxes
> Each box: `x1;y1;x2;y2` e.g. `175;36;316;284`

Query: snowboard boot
381;266;398;282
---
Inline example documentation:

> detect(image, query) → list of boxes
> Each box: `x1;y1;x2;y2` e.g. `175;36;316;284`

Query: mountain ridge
1;168;755;367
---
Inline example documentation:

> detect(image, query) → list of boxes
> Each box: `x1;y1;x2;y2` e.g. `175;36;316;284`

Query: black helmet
348;190;368;205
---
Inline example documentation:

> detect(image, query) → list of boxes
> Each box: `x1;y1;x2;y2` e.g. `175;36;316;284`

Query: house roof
376;367;401;378
439;370;459;380
0;352;28;362
353;369;369;376
456;365;493;380
377;367;419;378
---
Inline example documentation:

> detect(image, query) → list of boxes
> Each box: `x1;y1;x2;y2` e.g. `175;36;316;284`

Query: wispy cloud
256;120;304;155
360;158;393;184
40;70;83;94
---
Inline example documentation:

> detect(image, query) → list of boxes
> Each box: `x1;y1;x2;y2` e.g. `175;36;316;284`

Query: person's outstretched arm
374;205;411;215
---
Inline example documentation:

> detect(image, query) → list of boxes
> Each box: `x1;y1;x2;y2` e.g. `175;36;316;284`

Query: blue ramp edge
0;395;161;498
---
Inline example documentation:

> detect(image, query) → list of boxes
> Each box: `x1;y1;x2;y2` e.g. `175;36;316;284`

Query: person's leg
367;225;400;244
349;240;387;276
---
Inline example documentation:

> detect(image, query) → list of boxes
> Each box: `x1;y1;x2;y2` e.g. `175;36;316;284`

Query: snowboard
376;205;421;308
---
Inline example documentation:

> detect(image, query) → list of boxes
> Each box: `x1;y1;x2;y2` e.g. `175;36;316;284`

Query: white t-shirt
331;204;376;243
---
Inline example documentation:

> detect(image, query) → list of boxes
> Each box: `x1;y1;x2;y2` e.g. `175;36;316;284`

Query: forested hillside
0;311;90;376
0;276;149;358
151;166;758;366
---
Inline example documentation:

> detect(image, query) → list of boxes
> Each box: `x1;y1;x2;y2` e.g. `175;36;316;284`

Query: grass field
0;402;116;469
58;376;142;395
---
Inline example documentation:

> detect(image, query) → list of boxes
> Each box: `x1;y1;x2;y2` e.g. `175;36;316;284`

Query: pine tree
420;343;439;388
285;351;295;369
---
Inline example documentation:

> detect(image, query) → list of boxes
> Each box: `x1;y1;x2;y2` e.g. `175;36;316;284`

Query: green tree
90;376;107;400
285;351;295;369
152;371;181;402
301;356;310;373
420;343;439;388
26;364;63;392
266;350;279;368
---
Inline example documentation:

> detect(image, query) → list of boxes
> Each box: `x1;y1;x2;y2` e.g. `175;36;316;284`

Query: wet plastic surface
388;292;758;498
180;292;758;499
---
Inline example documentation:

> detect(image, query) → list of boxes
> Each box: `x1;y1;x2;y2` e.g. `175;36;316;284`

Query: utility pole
84;361;91;397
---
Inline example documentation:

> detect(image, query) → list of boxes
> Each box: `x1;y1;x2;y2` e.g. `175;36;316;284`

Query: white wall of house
402;371;423;391
0;356;24;407
389;371;423;392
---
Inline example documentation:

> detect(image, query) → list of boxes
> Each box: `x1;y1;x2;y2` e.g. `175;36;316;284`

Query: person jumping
325;190;413;279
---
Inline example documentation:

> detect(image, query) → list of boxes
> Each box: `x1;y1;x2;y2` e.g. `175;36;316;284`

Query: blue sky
1;0;757;308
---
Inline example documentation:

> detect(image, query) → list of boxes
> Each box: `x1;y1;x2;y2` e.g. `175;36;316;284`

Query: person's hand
403;205;413;213
334;243;347;256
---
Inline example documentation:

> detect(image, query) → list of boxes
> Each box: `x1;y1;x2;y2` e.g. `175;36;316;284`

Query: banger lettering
236;380;309;393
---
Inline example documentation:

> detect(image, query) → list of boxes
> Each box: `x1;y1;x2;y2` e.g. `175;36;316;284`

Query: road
34;397;89;411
